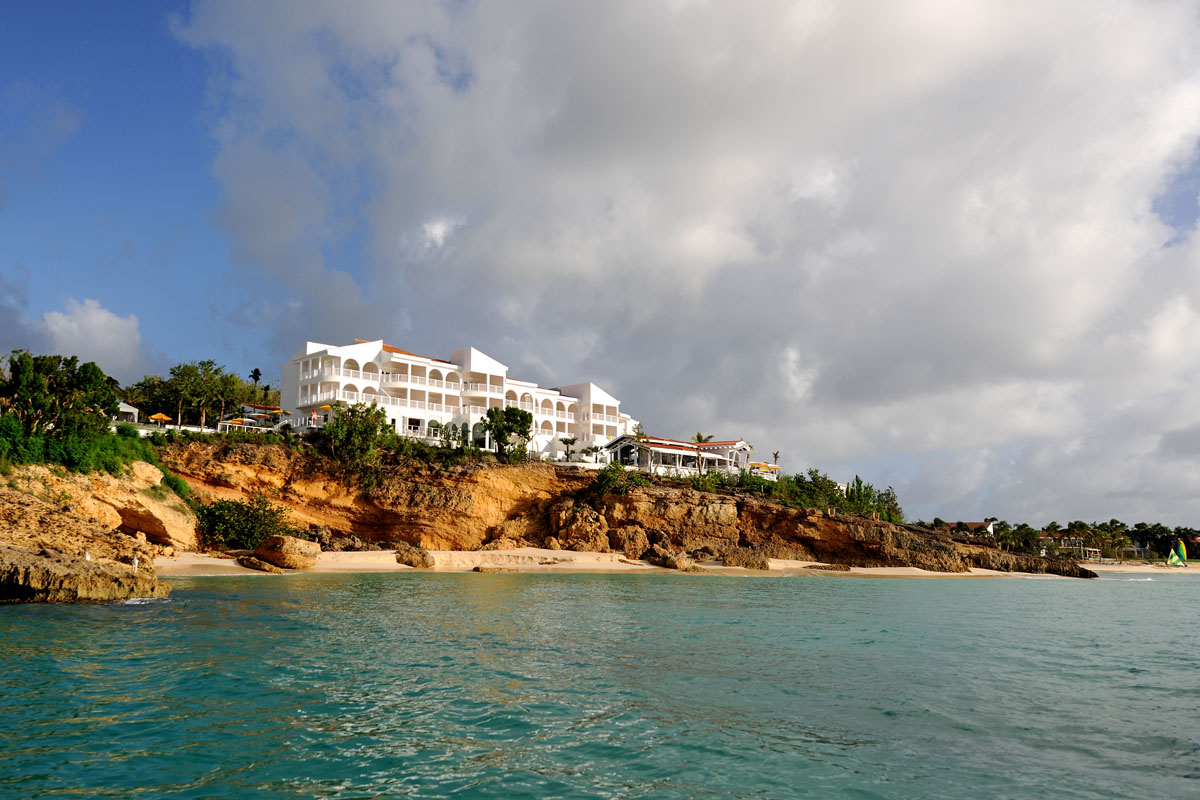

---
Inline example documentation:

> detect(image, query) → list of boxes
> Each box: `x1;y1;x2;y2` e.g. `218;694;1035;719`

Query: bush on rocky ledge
196;494;300;550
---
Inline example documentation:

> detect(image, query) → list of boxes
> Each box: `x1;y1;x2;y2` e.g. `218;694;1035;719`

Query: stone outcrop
237;555;287;573
5;462;197;551
608;525;650;559
394;542;435;568
254;535;320;569
0;543;170;603
722;548;772;570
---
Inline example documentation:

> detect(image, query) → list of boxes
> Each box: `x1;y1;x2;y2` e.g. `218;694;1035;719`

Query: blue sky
2;0;261;379
5;1;1200;525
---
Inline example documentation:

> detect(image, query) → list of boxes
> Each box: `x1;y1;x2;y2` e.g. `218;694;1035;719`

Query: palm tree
690;432;713;472
772;450;780;465
249;368;262;400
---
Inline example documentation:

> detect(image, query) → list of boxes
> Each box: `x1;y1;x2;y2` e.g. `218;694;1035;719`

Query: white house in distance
280;339;639;457
603;434;776;480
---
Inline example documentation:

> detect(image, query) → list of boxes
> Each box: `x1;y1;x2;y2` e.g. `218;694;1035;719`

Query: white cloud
40;299;149;384
174;0;1200;523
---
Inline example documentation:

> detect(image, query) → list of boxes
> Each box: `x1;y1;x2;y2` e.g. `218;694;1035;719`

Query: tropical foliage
124;361;269;429
195;494;300;550
482;406;533;463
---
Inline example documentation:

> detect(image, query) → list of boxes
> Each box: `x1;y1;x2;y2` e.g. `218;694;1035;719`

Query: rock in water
237;555;287;573
394;542;435;568
0;544;170;603
254;535;320;569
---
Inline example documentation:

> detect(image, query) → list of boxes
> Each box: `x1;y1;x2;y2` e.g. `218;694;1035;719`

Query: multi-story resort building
281;340;639;458
279;338;774;478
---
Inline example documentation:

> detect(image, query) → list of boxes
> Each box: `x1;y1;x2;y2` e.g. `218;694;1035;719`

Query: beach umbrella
149;412;171;428
320;405;332;410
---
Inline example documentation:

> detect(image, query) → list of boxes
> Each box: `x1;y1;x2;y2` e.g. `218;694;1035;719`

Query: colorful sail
1177;539;1188;565
1167;549;1184;566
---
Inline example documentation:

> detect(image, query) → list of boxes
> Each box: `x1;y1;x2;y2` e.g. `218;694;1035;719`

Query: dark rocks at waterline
0;543;170;603
236;555;288;573
644;542;706;573
965;548;1098;579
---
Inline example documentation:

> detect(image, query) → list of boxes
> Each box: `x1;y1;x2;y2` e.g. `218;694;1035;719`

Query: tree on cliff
0;350;118;439
321;402;390;471
482;406;533;462
249;367;262;399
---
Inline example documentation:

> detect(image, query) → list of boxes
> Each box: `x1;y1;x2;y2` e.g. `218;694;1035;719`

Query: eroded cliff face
161;442;1094;577
4;462;196;550
0;486;171;602
163;441;592;550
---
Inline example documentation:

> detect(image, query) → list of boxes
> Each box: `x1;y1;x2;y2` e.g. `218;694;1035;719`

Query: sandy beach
153;548;1068;578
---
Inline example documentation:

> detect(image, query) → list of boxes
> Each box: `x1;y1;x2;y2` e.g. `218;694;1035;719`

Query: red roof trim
353;339;454;364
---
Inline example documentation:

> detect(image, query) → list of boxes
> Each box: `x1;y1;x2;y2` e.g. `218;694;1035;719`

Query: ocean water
1;572;1198;799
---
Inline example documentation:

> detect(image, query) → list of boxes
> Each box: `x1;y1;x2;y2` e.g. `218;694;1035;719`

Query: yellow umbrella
319;405;332;410
149;413;171;422
227;418;247;424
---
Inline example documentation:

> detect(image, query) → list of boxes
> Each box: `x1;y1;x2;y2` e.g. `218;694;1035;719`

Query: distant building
603;434;760;478
116;402;139;423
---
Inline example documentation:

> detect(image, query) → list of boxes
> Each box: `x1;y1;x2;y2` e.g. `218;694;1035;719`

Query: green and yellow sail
1167;539;1188;566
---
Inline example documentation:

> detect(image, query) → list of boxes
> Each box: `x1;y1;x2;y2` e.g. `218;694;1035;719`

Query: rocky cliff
162;442;1094;578
0;485;171;602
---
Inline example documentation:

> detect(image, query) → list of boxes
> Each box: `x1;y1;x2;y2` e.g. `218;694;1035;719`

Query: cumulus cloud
175;0;1200;523
39;299;151;384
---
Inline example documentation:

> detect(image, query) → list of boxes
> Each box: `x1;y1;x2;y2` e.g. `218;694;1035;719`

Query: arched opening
472;422;489;448
540;398;553;415
520;392;534;409
540;420;553;434
343;359;360;374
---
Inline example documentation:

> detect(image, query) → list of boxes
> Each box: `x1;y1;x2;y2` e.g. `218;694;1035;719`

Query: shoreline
153;547;1086;579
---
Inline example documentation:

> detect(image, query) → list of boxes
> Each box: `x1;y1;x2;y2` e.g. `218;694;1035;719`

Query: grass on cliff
0;420;191;502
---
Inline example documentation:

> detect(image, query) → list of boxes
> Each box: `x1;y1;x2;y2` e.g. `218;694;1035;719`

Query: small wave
119;597;171;605
1121;577;1154;582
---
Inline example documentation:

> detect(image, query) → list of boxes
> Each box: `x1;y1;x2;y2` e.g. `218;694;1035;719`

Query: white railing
428;378;444;389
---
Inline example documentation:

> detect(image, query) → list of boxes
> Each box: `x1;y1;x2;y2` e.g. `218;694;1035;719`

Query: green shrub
195;494;298;550
688;469;723;493
590;462;650;496
116;423;140;438
159;468;190;500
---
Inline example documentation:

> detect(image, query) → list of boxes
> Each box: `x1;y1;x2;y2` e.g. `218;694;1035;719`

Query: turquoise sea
2;572;1198;799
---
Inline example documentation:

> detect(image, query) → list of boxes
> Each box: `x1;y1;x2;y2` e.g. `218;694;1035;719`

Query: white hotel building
281;339;639;457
